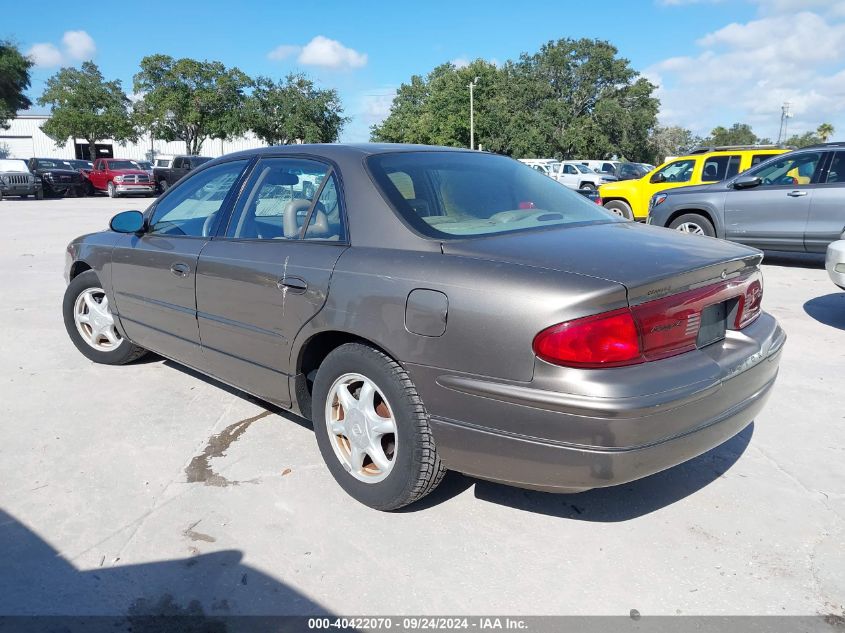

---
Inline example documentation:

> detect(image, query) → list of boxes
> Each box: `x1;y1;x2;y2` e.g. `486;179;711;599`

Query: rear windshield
367;151;620;238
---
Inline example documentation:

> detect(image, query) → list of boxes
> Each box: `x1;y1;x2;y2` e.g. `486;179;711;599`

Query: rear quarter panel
294;247;628;382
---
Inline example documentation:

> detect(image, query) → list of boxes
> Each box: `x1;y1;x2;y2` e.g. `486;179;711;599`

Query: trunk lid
440;221;762;305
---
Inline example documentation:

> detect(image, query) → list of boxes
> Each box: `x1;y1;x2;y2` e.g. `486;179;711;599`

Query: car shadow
762;250;825;269
803;293;845;330
0;509;355;630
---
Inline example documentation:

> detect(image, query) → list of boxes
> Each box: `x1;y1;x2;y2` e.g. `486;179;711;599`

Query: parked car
0;159;42;200
576;188;602;204
153;155;212;192
578;159;621;176
614;162;651;181
63;159;95;195
827;239;845;290
518;158;561;178
153;155;175;169
28;158;86;197
132;160;154;181
62;145;785;510
87;158;156;198
599;146;790;220
648;144;845;252
553;160;617;190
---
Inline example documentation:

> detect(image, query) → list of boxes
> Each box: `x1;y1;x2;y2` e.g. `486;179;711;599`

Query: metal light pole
468;77;479;150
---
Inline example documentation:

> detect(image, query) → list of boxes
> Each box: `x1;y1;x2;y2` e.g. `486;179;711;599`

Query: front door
195;157;348;405
110;158;251;369
806;151;845;253
724;150;825;251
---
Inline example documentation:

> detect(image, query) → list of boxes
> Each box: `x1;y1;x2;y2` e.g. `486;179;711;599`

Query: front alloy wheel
675;222;705;235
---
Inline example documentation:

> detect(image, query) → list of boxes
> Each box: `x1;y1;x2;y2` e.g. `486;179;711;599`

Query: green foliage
134;55;251;155
705;123;760;147
783;131;821;148
816;123;834;142
648;126;702;163
248;74;347;145
37;61;135;160
0;41;33;130
372;39;659;161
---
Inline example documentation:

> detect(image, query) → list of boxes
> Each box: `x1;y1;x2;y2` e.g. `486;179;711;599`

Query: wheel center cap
345;410;369;448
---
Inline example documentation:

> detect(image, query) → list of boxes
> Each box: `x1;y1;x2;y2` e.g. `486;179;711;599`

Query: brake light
534;270;764;368
595;196;603;206
533;308;643;368
736;273;763;328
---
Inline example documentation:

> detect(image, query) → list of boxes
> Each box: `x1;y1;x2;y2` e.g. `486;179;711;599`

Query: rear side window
367;151;620;239
702;155;741;181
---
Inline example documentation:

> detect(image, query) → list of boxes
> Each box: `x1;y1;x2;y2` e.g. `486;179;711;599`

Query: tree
248;74;347;145
0;41;33;130
37;62;135;161
648;126;701;163
817;122;835;142
372;39;659;161
783;131;821;148
705;123;759;147
134;55;251;155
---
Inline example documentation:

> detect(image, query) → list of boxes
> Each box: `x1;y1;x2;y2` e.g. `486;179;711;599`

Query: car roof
221;143;479;162
675;147;787;160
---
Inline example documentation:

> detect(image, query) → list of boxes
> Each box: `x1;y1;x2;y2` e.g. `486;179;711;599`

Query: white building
0;114;268;161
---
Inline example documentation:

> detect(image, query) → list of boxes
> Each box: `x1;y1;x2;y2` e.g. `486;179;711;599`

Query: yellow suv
598;146;789;220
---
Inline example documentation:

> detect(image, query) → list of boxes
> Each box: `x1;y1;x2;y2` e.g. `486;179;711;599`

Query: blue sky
5;0;845;143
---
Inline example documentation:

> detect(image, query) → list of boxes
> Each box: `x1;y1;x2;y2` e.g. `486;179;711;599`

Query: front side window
654;159;695;183
368;151;621;239
225;158;338;240
149;159;248;236
748;152;822;187
702;155;741;181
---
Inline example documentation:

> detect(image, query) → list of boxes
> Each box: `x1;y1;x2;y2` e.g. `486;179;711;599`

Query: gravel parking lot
1;196;843;618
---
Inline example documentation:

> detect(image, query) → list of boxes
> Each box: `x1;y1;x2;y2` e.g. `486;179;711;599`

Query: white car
553;161;617;190
827;240;845;290
518;159;561;178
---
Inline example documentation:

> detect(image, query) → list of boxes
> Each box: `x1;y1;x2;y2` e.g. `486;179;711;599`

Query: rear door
195;157;348;405
805;151;845;252
724;150;825;251
110;158;251;369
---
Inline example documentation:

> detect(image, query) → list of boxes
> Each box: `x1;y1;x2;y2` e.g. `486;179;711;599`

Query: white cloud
297;36;367;70
27;30;96;68
267;44;301;61
26;43;63;68
647;10;845;140
62;30;96;60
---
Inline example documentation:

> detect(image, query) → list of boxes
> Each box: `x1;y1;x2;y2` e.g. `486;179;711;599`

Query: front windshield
108;160;139;170
0;159;29;172
34;159;70;170
367;151;622;239
575;164;594;174
133;161;152;169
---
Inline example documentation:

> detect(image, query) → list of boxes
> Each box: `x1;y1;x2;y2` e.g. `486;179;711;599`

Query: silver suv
648;143;845;253
0;159;42;200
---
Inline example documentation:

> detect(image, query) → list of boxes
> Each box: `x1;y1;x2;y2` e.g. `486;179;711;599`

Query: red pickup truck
88;158;156;198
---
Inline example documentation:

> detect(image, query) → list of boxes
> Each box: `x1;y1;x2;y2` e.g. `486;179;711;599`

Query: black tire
159;180;169;193
63;270;147;365
579;182;596;191
312;343;446;510
107;182;117;198
35;189;44;200
603;199;634;220
668;213;716;237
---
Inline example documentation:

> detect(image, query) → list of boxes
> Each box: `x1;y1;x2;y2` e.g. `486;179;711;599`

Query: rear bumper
409;313;785;492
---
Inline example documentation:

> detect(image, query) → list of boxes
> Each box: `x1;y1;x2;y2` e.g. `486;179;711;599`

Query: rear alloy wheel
669;213;716;237
107;182;117;198
579;182;596;191
603;199;633;220
62;270;147;365
313;343;446;510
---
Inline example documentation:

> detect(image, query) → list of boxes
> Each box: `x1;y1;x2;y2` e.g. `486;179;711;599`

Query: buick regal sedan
62;145;786;510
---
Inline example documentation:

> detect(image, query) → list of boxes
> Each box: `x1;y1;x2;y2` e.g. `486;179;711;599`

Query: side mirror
733;175;762;190
650;173;666;184
110;210;145;233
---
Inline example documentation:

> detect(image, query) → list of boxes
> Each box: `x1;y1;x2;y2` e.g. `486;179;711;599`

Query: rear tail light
595;196;603;206
533;270;764;368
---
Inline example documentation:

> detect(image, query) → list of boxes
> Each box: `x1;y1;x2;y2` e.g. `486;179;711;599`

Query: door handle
278;277;307;294
170;262;191;278
787;190;808;197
